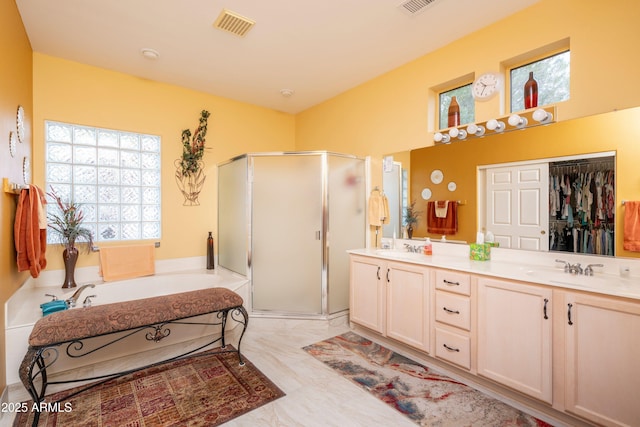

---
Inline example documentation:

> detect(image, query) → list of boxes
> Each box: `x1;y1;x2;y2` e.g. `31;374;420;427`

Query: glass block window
510;50;570;112
45;121;161;244
439;84;474;130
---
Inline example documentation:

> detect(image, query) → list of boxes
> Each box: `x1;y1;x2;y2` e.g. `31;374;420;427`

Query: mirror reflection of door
383;161;403;238
482;153;615;255
484;162;550;251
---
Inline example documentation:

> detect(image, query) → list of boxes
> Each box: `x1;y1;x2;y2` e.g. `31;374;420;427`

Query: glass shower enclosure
217;152;366;317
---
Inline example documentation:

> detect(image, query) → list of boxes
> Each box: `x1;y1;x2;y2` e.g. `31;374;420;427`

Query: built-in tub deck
20;287;248;426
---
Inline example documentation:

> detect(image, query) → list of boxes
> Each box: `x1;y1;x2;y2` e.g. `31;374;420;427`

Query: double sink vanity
348;240;640;427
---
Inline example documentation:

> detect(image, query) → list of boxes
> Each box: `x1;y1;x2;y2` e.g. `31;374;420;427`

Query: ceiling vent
213;9;255;37
398;0;438;16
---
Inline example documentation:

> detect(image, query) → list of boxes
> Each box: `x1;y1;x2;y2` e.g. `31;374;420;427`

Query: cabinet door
564;293;640;427
349;256;385;333
477;277;552;403
386;261;430;352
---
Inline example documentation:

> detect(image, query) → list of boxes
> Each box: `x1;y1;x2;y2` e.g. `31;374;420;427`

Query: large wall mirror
382;106;640;259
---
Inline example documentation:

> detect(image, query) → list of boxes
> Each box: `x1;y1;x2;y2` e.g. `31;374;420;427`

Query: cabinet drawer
435;270;471;296
435;291;471;330
435;327;471;370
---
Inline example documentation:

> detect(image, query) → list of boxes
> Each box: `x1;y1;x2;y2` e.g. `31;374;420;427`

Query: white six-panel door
485;162;549;251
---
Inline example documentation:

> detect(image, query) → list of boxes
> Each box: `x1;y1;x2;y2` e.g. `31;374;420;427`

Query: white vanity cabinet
477;277;553;403
562;291;640;427
349;255;386;334
349;255;431;352
433;269;472;370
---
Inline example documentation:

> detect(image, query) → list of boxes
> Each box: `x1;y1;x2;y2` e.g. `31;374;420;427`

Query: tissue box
486;242;500;248
470;243;491;261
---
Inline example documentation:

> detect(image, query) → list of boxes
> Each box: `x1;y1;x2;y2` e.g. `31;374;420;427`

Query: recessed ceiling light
140;48;160;60
280;89;294;97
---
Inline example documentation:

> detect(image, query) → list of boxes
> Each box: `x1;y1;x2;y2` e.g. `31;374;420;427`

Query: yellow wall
0;0;32;392
32;54;296;270
295;0;640;188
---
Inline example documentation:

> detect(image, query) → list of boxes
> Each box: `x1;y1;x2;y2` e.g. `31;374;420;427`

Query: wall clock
472;72;503;101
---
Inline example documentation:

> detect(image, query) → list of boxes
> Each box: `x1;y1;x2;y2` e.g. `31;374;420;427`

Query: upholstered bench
19;287;248;425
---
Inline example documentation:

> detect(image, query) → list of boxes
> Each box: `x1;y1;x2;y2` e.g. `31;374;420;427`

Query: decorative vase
524;71;538;109
207;232;215;270
407;225;414;239
448;96;460;128
62;247;79;289
175;159;206;206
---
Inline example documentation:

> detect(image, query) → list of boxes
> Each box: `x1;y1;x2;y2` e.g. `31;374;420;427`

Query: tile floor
2;316;564;427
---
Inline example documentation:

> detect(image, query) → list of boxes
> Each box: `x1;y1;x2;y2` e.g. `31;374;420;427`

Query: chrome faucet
555;259;570;273
404;243;422;253
584;263;604;276
568;263;583;275
66;284;96;307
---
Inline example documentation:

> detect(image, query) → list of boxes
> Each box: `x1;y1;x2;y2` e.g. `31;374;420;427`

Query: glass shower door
251;154;323;314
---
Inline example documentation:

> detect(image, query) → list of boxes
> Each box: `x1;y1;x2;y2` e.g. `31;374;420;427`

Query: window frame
438;83;474;130
508;48;570;113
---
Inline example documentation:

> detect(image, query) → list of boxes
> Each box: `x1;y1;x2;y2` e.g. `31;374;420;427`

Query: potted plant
47;188;94;288
175;110;211;205
403;200;421;239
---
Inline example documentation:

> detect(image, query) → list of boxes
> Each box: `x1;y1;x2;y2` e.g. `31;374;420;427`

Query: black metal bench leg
231;306;249;366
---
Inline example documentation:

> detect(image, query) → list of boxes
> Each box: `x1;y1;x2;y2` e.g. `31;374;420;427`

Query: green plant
179;110;210;176
404;200;421;227
47;188;94;253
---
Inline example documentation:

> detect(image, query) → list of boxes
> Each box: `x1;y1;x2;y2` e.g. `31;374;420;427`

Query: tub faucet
67;284;96;308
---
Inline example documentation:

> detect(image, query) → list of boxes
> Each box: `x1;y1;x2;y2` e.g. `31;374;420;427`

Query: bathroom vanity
348;242;640;427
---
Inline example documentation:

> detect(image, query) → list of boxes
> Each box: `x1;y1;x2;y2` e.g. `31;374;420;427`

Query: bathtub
5;265;249;385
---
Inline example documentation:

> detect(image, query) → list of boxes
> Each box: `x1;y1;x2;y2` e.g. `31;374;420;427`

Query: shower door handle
315;231;321;240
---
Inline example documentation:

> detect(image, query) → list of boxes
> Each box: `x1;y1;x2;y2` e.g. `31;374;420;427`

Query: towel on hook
14;185;47;278
99;244;155;282
427;200;458;235
623;201;640;251
368;190;389;227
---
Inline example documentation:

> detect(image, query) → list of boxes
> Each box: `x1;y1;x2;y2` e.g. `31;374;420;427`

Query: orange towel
99;244;155;282
427;200;458;235
14;185;47;278
623;201;640;251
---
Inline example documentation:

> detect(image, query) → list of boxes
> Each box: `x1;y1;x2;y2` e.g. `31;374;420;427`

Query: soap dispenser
423;238;432;255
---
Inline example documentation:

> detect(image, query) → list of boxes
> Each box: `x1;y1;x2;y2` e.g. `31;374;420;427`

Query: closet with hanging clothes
549;156;615;256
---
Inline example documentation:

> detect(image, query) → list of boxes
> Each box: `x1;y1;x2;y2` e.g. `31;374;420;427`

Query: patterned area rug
303;332;553;427
13;348;284;426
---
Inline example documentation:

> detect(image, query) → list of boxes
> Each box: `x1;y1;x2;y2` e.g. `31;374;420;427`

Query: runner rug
303;331;553;427
13;348;284;426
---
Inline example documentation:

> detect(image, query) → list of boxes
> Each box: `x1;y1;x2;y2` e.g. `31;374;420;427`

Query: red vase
447;96;460;127
524;71;538;109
